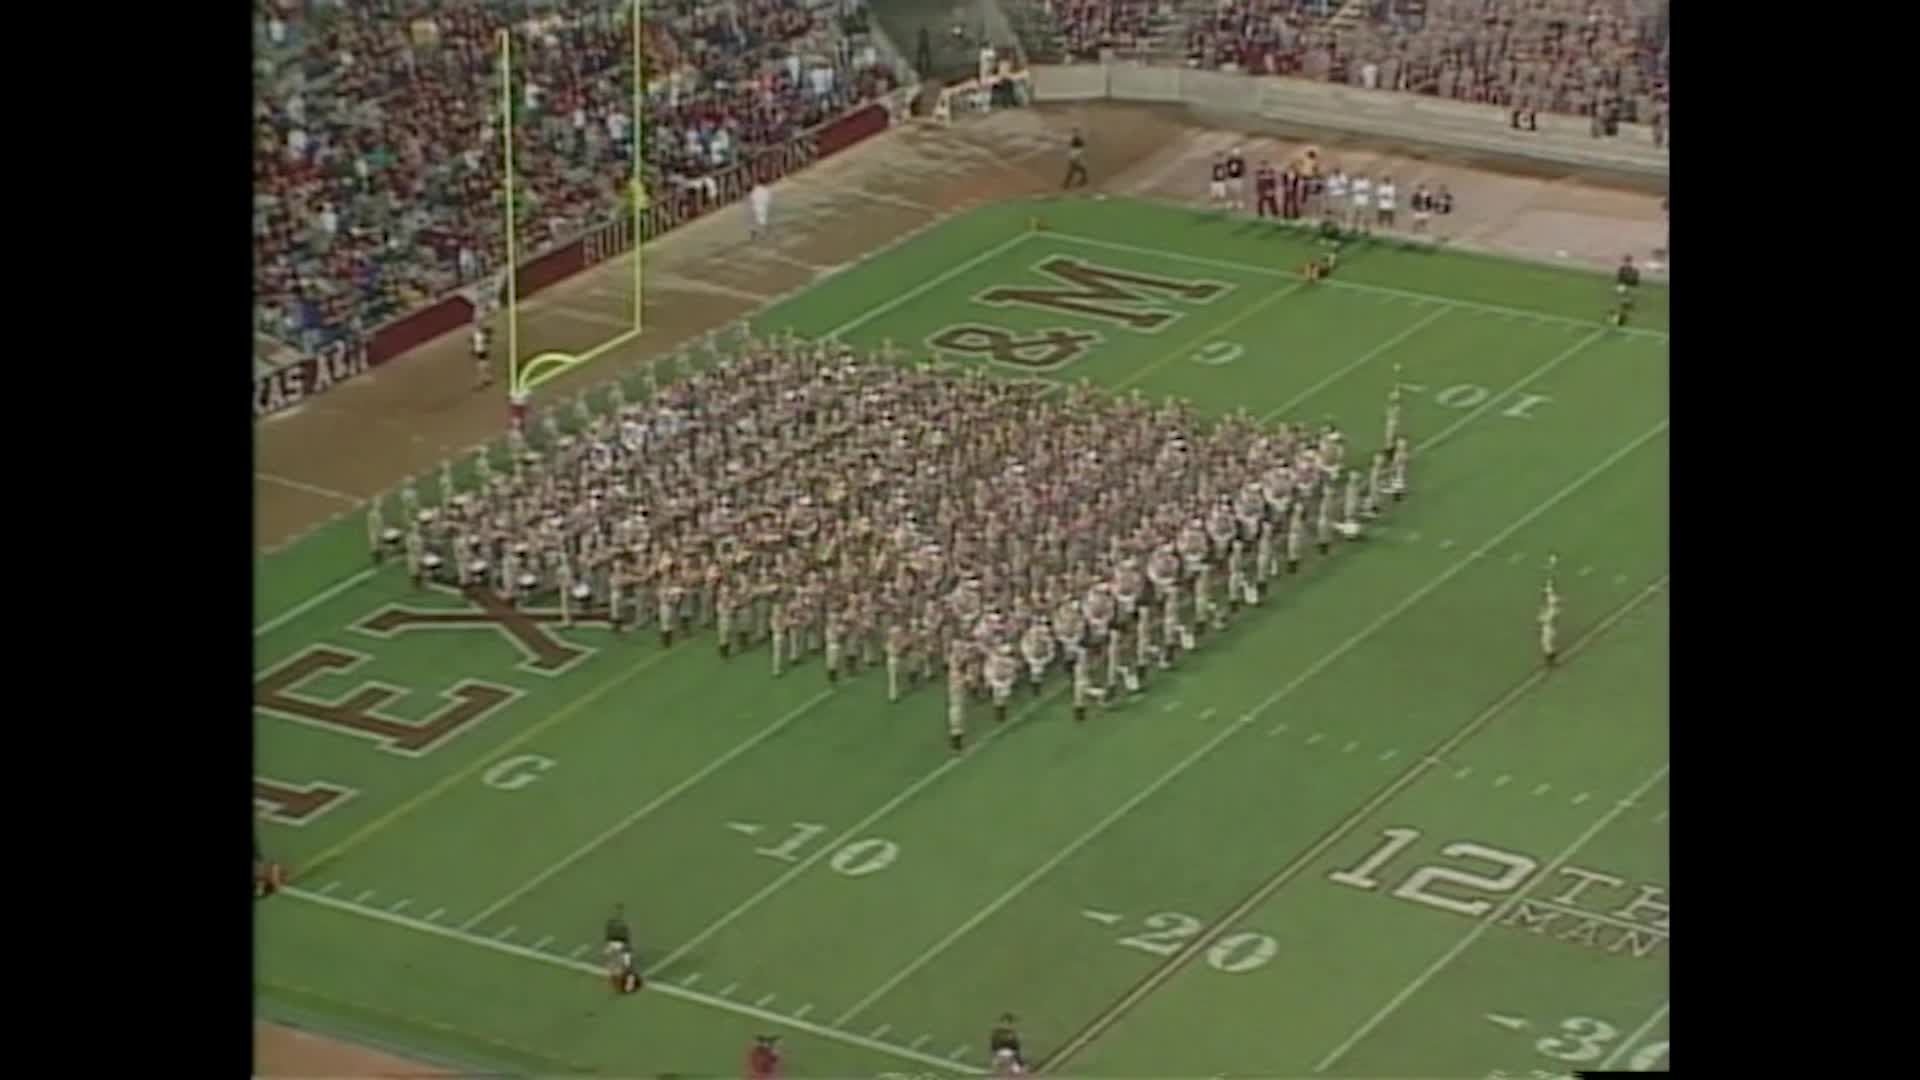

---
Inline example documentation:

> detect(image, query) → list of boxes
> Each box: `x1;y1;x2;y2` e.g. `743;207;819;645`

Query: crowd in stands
1045;0;1178;59
1180;0;1667;130
254;0;896;353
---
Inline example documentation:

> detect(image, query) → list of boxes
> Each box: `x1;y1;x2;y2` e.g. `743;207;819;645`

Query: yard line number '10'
754;821;901;877
1115;912;1279;974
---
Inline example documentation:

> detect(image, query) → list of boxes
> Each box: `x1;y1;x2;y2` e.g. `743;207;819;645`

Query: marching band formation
367;329;1416;749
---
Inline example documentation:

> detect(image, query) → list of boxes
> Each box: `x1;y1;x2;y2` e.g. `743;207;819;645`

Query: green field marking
258;193;1668;1077
1042;576;1668;1076
822;428;1666;1042
1313;763;1668;1075
460;688;835;929
277;885;985;1074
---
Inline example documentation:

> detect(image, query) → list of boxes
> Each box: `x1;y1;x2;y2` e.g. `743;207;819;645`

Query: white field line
279;885;981;1075
1313;762;1672;1073
462;689;835;930
645;683;1069;978
1257;305;1451;423
1038;229;1669;340
837;426;1668;1030
1416;330;1607;454
257;472;363;505
1042;571;1667;1072
254;567;380;638
824;231;1032;340
1109;283;1307;394
1597;1001;1670;1071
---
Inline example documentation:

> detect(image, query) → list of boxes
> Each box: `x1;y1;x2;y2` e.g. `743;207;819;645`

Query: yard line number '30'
1115;912;1279;974
754;821;901;877
1532;1016;1669;1071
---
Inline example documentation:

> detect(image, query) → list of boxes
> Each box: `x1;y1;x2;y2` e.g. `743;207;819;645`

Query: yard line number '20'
754;821;901;877
1115;912;1279;974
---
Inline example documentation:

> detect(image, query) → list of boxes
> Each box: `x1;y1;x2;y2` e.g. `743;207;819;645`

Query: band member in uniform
1363;449;1388;519
1208;153;1229;207
1255;160;1280;219
1350;172;1373;233
1388;434;1411;501
986;645;1018;722
886;622;910;702
1226;146;1247;210
1376;175;1397;230
1021;617;1055;693
946;644;970;750
472;323;493;391
1285;501;1305;574
1071;643;1105;722
1539;566;1561;667
824;614;844;684
1325;168;1348;229
1063;128;1089;189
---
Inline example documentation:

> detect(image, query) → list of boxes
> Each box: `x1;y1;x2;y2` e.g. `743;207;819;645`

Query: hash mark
1342;741;1359;753
532;935;553;950
911;1035;932;1050
425;908;445;923
1493;774;1512;787
1653;809;1668;824
389;899;411;914
1379;748;1399;761
793;1003;814;1020
570;944;590;958
354;890;377;904
1269;722;1290;736
718;983;739;998
757;993;778;1008
495;925;517;941
1578;565;1596;577
319;881;341;896
870;1024;892;1039
1197;707;1218;721
1571;792;1591;805
1454;766;1473;780
1306;732;1325;745
1508;552;1526;565
948;1046;971;1063
1437;538;1457;550
1162;700;1184;713
682;973;702;987
1531;783;1552;796
1406;531;1423;542
1613;573;1629;585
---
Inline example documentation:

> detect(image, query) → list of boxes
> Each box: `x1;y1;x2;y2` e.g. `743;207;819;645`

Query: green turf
256;194;1669;1077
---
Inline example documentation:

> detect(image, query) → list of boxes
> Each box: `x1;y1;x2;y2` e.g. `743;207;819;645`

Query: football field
255;195;1670;1078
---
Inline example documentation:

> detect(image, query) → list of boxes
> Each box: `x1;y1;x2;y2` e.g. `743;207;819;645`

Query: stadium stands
1178;0;1667;124
253;0;897;354
1016;0;1665;130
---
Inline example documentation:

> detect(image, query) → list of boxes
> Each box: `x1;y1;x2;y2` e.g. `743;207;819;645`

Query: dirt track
253;101;1666;1070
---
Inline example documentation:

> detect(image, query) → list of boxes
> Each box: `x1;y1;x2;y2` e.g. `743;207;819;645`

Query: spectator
252;0;897;352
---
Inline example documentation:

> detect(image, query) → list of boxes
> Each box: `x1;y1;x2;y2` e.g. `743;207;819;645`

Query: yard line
296;641;679;881
1040;230;1668;339
1037;527;1667;1070
532;935;553;951
1108;283;1307;394
1518;898;1669;939
717;983;739;998
462;690;835;929
257;472;364;506
254;567;380;637
793;1003;814;1020
910;1035;931;1050
277;887;986;1075
1313;761;1672;1073
425;908;445;922
319;881;341;896
1257;306;1450;422
757;993;778;1008
645;684;1069;978
870;1024;892;1040
1418;330;1606;454
495;926;517;941
1598;1001;1669;1071
826;231;1033;340
839;435;1667;1033
388;899;412;914
354;890;376;904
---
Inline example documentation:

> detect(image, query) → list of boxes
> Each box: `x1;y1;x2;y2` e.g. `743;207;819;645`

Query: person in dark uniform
1062;129;1089;189
604;904;643;992
1255;161;1280;218
1610;254;1641;326
1281;161;1301;219
989;1014;1025;1069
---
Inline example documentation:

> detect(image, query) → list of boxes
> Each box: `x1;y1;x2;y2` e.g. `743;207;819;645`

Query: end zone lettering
254;337;369;418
